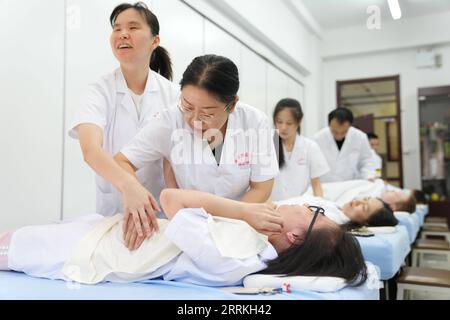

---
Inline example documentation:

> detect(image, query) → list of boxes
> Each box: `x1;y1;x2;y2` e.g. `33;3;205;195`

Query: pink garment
0;231;14;270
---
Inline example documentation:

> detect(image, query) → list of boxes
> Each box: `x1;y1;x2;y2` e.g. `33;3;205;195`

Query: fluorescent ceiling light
387;0;402;20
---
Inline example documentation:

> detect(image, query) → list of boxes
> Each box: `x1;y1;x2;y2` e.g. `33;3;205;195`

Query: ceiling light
387;0;402;20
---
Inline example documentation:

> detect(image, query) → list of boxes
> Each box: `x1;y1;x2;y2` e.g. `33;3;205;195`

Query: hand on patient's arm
114;152;160;241
239;179;274;203
160;189;282;236
311;177;324;198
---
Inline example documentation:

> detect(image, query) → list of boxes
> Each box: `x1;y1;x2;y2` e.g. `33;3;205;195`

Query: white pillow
243;274;347;293
366;226;397;234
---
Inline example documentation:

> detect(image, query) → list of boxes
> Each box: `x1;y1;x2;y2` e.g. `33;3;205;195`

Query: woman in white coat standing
69;3;179;222
271;99;329;201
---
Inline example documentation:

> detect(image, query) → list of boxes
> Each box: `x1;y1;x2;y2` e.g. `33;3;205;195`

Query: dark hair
110;2;173;80
272;98;304;169
367;132;379;140
412;189;428;204
367;200;398;226
328;107;353;125
273;132;285;169
180;54;239;104
260;226;368;287
395;194;417;213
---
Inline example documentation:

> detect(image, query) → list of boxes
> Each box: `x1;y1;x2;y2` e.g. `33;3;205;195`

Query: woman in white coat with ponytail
69;3;179;232
271;99;329;201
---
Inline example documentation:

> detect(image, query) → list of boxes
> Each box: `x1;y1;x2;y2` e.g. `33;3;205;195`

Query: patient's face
342;197;383;224
381;190;409;208
277;204;336;240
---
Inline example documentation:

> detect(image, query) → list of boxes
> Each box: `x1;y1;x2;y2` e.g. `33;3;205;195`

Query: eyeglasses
178;98;233;124
303;205;325;242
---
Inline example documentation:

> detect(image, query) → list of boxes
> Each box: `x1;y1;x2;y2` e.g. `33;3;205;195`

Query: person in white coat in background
314;107;375;183
271;98;329;201
113;54;282;250
69;3;179;218
367;132;383;179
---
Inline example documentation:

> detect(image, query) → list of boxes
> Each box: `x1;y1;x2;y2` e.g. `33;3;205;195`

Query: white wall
322;11;450;59
63;0;123;220
323;31;450;190
154;0;204;84
0;0;322;229
0;0;65;231
184;0;321;135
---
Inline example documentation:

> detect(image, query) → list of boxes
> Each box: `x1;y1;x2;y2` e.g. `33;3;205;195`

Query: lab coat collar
327;126;356;154
115;67;160;94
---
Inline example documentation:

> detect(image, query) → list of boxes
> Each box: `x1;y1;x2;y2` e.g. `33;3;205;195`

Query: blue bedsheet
0;271;379;300
356;225;410;280
415;206;428;227
395;213;420;243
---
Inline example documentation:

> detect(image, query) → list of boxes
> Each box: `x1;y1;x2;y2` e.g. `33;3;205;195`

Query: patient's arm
160;189;283;236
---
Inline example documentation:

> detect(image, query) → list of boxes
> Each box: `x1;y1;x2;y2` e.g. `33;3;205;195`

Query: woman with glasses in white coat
69;3;179;219
112;54;282;250
271;99;329;201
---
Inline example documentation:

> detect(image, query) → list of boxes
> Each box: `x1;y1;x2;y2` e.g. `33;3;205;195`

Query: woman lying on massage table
304;179;416;214
0;189;367;287
273;194;398;227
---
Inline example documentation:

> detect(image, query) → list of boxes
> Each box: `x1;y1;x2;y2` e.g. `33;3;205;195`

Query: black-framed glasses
304;205;325;242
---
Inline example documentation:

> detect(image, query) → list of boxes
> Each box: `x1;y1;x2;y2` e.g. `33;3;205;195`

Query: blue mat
0;271;378;300
356;225;410;280
415;206;428;227
395;213;420;243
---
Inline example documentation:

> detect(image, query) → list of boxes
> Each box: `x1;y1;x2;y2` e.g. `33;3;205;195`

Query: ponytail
150;46;173;81
274;132;285;169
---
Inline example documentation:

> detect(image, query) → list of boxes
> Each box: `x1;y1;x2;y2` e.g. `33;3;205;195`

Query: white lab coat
271;135;329;201
121;102;279;200
313;126;375;183
69;68;180;216
369;149;383;178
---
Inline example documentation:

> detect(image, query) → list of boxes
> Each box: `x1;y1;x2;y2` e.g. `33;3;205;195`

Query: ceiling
301;0;450;30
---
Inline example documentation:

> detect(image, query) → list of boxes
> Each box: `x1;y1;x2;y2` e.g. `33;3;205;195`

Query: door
337;76;403;187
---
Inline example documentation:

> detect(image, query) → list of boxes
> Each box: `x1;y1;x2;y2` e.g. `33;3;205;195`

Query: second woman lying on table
274;194;398;228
